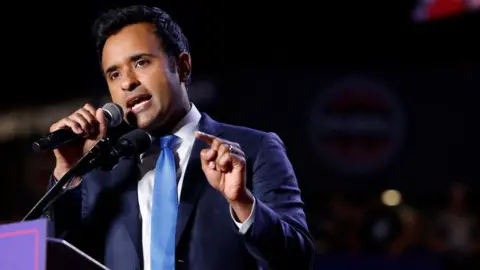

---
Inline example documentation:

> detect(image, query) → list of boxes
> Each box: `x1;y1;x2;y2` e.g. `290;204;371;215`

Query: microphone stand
22;137;114;221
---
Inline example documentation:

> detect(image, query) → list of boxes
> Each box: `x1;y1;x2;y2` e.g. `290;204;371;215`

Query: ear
177;52;191;83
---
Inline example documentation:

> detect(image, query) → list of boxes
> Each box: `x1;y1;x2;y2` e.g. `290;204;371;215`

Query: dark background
1;0;479;268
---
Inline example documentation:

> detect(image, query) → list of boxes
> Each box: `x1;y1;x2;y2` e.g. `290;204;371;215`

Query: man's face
101;22;185;130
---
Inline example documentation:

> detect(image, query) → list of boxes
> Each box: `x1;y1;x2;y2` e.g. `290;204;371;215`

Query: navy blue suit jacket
48;113;315;270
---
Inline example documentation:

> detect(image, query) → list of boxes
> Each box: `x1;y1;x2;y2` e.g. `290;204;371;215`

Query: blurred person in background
429;182;480;269
388;202;425;256
319;192;363;254
45;5;314;270
359;192;403;254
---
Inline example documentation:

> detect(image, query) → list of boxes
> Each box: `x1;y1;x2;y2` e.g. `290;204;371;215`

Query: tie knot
159;134;179;149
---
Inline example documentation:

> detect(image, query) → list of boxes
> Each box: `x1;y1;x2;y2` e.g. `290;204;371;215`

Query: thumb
231;153;246;172
96;108;107;137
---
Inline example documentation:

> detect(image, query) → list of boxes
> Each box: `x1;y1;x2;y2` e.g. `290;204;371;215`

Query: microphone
22;128;151;221
94;128;152;170
32;102;124;153
109;128;152;160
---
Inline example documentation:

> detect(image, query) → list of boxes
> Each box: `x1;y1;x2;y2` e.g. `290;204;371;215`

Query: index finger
83;103;97;115
195;131;216;145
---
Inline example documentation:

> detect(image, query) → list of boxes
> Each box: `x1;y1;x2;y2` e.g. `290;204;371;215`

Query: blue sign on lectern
0;218;107;270
0;218;47;270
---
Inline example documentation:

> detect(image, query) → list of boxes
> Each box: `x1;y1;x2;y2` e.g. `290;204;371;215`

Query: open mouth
126;94;152;112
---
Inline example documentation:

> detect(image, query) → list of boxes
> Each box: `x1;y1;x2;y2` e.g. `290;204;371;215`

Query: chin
133;104;173;132
136;118;156;130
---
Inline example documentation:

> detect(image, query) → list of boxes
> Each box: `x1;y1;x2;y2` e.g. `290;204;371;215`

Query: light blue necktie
151;135;179;270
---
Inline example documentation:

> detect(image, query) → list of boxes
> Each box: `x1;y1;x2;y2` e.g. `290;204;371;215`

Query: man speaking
47;5;314;270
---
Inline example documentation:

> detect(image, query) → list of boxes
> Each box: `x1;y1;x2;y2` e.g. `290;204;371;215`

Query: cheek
108;89;126;106
142;75;173;100
154;86;174;106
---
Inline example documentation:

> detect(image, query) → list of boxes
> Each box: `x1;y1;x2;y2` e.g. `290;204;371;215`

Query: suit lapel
175;114;223;247
111;157;143;269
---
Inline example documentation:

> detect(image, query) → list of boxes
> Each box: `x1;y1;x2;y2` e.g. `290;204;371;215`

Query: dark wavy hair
92;5;190;69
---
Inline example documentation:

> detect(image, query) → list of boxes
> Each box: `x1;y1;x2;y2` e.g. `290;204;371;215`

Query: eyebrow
104;53;155;75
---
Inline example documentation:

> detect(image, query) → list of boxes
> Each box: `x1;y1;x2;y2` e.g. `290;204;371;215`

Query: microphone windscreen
102;103;123;127
116;129;152;156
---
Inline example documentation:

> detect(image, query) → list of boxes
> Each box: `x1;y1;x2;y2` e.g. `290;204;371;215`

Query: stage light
381;189;402;206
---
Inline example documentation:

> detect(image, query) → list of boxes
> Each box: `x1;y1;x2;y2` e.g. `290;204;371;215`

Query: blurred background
1;0;480;269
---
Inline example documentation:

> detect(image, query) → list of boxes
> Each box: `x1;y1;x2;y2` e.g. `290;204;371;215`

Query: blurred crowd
309;182;480;269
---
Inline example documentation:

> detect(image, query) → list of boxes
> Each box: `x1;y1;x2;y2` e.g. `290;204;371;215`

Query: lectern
0;218;109;270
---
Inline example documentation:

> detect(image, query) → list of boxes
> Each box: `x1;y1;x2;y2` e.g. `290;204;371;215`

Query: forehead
101;23;163;68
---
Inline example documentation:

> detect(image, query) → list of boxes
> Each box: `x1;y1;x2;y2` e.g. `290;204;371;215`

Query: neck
148;102;191;137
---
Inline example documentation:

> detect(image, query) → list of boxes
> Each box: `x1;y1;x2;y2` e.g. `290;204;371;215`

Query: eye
135;59;150;68
109;71;120;80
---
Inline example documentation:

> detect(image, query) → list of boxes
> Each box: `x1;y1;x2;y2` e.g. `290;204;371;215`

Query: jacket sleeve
44;175;85;244
242;132;315;269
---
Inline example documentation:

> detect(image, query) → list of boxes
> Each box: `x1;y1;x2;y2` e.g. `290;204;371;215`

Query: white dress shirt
137;104;255;270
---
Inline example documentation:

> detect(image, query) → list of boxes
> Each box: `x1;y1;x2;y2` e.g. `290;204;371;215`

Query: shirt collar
170;103;201;145
140;103;201;159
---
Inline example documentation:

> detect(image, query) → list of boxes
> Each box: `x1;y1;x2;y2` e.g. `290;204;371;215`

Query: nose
121;71;140;92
